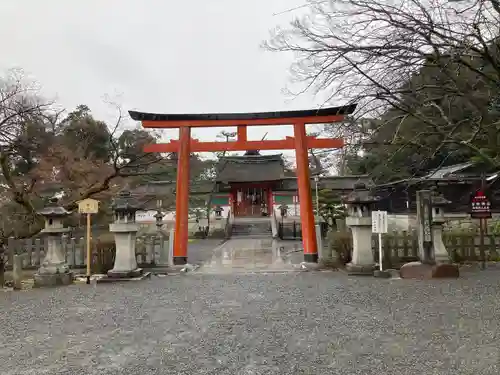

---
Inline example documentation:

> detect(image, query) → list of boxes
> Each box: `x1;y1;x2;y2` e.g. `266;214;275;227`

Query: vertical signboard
372;210;388;271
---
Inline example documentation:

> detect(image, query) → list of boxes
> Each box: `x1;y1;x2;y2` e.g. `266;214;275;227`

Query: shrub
328;231;352;266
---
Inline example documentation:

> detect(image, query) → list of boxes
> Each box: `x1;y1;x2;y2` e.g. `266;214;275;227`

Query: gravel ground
0;268;499;374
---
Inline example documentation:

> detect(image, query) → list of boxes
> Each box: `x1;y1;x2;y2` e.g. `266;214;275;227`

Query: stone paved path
187;239;225;265
1;268;500;374
200;238;299;273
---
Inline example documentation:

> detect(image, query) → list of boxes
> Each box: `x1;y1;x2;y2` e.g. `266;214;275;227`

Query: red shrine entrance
231;183;273;217
129;106;356;265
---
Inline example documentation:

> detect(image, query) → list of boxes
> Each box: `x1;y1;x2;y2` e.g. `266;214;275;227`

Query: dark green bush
328;231;352;266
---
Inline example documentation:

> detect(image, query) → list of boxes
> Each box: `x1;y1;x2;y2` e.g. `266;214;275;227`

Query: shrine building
134;150;373;227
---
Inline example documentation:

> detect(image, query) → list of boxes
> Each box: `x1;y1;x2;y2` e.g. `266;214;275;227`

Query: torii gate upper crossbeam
129;105;356;266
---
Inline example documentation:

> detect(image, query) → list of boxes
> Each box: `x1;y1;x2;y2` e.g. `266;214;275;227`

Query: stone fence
3;234;169;271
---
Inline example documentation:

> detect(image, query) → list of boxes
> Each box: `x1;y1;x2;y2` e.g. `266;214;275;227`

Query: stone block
33;272;73;288
298;262;321;271
98;270;151;283
373;269;391;278
345;263;375;276
400;261;459;279
107;268;144;279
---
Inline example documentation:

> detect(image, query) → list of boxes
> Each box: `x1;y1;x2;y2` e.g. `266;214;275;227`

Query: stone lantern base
34;271;73;287
33;231;73;288
346;263;377;275
400;261;459;279
107;268;144;279
96;269;151;283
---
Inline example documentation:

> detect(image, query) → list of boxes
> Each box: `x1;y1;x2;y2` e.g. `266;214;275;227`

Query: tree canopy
266;0;500;182
0;70;213;243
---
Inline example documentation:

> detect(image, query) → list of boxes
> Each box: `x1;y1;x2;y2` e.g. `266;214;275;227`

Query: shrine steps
230;218;273;239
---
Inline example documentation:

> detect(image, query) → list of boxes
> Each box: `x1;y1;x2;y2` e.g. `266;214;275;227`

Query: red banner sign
471;191;492;219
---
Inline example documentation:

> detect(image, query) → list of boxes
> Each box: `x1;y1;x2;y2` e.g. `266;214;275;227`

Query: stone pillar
272;239;284;265
345;216;375;274
432;224;450;263
13;255;23;290
431;193;451;263
34;198;73;287
108;191;143;278
417;190;434;264
154;208;169;267
342;183;381;275
315;224;323;260
168;228;175;267
400;190;459;279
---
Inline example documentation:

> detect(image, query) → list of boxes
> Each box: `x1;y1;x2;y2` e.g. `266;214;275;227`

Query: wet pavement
200;238;303;273
1;267;500;374
187;239;226;265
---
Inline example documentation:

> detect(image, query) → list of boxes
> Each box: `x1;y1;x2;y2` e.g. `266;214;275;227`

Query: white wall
136;205;231;224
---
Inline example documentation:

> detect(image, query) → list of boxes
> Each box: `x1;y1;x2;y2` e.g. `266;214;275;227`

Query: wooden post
480;174;487;270
479;218;486;269
293;122;318;262
173;126;191;265
86;213;91;284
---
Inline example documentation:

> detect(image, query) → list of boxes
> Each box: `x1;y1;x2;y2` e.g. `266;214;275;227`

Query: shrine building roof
216;154;285;183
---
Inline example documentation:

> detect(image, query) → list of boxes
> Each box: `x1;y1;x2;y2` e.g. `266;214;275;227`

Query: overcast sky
0;0;332;159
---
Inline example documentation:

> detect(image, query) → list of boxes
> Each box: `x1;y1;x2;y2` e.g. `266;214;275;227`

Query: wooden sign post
77;198;99;284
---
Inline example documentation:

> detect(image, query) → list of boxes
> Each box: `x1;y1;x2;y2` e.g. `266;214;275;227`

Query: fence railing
326;231;500;268
277;221;328;240
278;221;302;240
3;234;169;271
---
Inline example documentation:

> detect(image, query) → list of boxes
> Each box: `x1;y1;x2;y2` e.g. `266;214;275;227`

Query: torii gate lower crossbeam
129;105;356;265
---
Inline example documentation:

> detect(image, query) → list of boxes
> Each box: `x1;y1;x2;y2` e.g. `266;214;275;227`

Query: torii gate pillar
173;126;191;265
294;122;318;261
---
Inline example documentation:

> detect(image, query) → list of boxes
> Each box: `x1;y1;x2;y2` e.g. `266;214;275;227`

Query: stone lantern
107;190;145;279
154;210;164;231
214;205;223;219
34;197;73;287
279;203;288;219
342;182;381;275
431;191;452;263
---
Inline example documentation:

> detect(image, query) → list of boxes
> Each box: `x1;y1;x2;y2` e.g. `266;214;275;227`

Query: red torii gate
129;105;356;265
